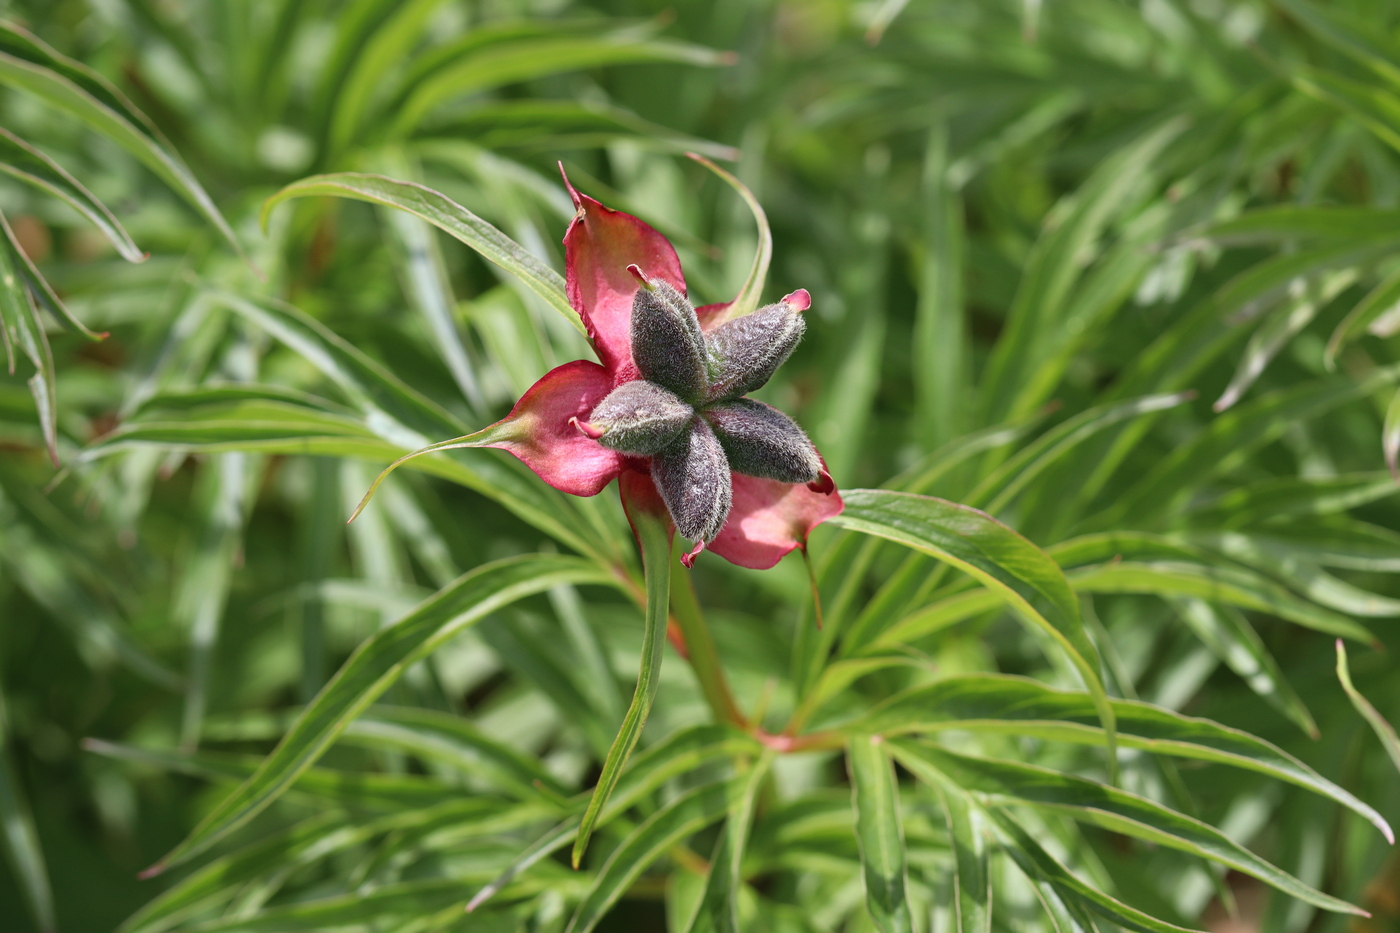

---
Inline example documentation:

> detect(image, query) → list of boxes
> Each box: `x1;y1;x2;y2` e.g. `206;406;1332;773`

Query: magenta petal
486;360;625;497
708;472;845;570
561;167;686;375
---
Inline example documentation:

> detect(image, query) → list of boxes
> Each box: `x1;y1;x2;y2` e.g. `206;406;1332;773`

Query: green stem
670;554;745;727
571;504;672;868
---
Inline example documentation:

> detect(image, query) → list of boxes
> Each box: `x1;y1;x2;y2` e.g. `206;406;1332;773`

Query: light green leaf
392;33;734;136
566;782;732;933
1336;640;1400;778
892;741;1362;915
684;751;775;933
688;153;770;325
0;685;54;933
467;724;761;913
848;735;914;933
1170;598;1317;738
0;127;143;261
851;673;1394;843
261;173;583;333
929;777;991;933
990;809;1204;933
0;226;57;464
1069;560;1377;643
145;553;619;872
0;21;240;257
1325;266;1400;367
572;498;672;866
829;489;1117;776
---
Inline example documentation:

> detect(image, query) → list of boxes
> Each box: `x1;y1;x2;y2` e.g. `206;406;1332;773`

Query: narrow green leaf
0;127;143;261
688;153;770;324
852;673;1394;843
848;735;914;933
0;685;54;933
830;489;1117;777
0;232;57;464
0;21;240;257
1195;531;1400;618
392;34;734;135
1336;640;1400;777
1386;387;1400;479
1170;598;1317;738
345;706;571;802
929;778;991;933
570;500;672;866
684;751;775;933
1214;270;1357;411
1069;560;1377;643
145;553;618;872
893;741;1362;915
1276;0;1400;88
990;809;1205;933
1325;267;1400;367
467;724;761;913
1294;65;1400;154
261;173;582;334
566;782;732;933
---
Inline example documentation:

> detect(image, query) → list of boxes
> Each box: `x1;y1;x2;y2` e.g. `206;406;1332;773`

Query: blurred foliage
4;0;1400;931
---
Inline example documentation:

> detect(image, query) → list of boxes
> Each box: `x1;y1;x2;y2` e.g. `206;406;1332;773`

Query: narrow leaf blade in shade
848;735;914;933
687;153;770;325
830;489;1118;778
0;127;143;261
144;553;619;872
1385;387;1400;480
892;741;1364;915
930;779;992;933
0;235;58;463
1325;266;1400;367
1336;640;1400;776
989;808;1206;933
261;173;583;334
566;782;732;933
0;22;242;258
1170;598;1317;738
0;684;55;933
571;497;672;866
852;673;1393;843
467;724;761;913
684;751;775;933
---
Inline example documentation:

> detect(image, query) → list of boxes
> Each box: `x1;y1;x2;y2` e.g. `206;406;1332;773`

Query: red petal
486;360;624;496
561;166;686;375
708;472;844;570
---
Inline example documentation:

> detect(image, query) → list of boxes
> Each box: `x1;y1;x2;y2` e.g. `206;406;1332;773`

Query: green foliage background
3;0;1400;931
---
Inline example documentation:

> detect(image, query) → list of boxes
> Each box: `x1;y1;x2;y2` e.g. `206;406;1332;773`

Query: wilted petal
631;271;708;399
561;166;686;375
486;359;624;496
585;378;693;455
704;398;821;484
652;417;732;545
708;470;844;570
704;297;807;399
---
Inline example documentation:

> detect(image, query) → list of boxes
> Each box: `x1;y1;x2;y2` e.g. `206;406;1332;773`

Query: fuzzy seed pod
578;379;693;455
703;398;822;485
704;301;806;399
652;417;732;543
630;272;708;401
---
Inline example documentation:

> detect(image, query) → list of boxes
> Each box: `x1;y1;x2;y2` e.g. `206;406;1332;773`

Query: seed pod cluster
575;272;830;562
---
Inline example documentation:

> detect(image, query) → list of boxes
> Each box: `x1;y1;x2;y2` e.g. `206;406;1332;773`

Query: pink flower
462;169;841;569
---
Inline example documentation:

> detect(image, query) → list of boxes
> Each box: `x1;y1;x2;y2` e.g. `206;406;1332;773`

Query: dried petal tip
781;288;812;312
570;416;604;440
627;264;654;290
808;467;835;495
680;539;707;568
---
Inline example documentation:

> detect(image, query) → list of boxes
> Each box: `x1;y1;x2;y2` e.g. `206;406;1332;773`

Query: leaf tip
137;861;167;880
